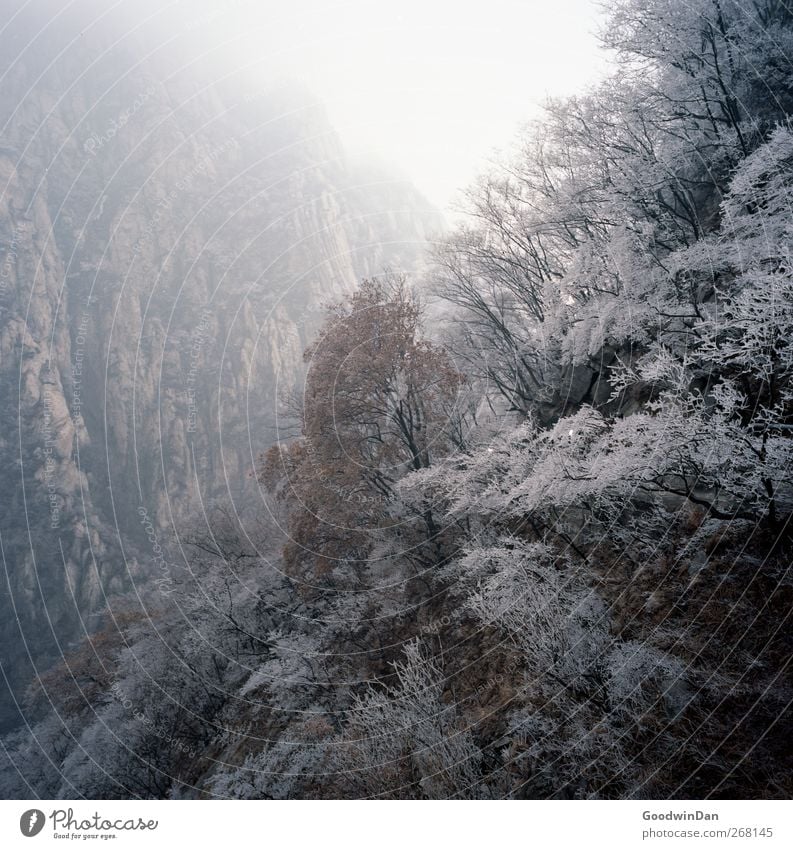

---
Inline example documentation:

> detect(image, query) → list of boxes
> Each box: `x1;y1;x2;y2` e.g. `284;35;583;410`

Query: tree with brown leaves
260;277;463;582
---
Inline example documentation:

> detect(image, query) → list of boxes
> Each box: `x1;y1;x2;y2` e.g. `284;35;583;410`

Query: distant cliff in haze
0;0;441;731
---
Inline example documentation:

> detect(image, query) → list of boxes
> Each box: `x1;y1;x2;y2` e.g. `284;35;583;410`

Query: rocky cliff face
0;2;440;730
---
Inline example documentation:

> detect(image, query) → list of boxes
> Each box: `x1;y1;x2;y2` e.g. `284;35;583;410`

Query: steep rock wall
0;2;441;730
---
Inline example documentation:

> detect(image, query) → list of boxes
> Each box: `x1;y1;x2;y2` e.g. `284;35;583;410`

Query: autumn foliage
260;277;463;580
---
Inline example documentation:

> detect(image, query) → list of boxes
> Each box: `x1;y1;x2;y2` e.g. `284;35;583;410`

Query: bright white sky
179;0;610;212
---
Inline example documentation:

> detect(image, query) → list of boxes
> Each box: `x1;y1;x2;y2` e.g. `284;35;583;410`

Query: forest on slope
2;0;792;799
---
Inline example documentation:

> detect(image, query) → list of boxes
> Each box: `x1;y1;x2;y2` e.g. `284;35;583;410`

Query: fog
226;0;609;210
5;0;607;210
191;0;607;209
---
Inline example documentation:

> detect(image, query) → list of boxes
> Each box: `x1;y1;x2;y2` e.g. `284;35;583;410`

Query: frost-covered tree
334;640;483;798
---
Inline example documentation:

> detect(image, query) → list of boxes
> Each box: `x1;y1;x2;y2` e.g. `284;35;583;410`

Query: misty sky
179;0;609;212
